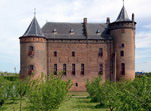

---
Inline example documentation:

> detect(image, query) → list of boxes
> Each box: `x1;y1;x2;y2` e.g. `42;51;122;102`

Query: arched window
81;64;84;75
54;64;57;75
54;51;57;57
29;65;34;75
121;63;125;75
99;64;103;75
76;83;78;86
120;51;124;56
98;48;103;57
72;64;75;75
28;46;34;56
121;43;125;48
72;51;75;57
63;64;66;75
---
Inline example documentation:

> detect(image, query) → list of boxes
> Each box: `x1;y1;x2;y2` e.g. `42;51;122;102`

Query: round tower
109;6;136;80
19;16;47;79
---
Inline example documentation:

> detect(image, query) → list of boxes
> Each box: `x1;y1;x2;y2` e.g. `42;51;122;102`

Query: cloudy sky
0;0;151;73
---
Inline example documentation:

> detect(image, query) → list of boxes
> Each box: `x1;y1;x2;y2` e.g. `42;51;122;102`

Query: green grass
57;97;107;111
68;91;89;96
0;97;107;111
0;99;28;111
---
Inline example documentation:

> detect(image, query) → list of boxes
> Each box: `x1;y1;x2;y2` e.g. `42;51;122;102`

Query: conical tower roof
23;17;45;37
116;6;131;22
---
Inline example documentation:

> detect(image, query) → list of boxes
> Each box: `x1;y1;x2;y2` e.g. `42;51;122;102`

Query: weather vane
34;8;36;17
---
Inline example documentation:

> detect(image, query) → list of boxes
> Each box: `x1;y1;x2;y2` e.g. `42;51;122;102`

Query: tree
15;78;30;111
28;74;72;111
0;76;10;107
86;77;101;102
97;81;122;111
117;76;151;111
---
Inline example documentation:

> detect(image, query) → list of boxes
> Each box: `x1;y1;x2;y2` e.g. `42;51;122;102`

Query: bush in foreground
86;76;151;111
28;74;72;111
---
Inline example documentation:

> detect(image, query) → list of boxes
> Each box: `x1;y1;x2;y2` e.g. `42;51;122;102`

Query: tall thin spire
34;8;36;17
116;1;131;22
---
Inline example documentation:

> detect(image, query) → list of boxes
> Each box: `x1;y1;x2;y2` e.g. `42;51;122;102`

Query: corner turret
19;16;47;79
109;4;136;81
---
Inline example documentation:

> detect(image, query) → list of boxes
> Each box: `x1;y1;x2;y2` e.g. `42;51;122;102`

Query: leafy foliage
28;74;72;111
117;76;151;111
86;76;151;111
86;77;101;102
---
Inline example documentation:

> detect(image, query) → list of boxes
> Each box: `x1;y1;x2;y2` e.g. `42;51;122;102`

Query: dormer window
53;29;57;34
96;29;101;34
70;29;74;34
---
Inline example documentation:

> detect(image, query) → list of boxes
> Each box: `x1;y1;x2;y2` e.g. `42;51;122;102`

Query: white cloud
143;24;151;29
136;32;151;48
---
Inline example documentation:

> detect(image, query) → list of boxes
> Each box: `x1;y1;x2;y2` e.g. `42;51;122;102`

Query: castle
19;4;136;91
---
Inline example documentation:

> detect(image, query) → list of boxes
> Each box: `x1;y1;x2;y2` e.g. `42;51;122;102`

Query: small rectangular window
98;48;103;57
121;63;125;75
28;46;34;56
63;64;66;75
81;64;84;75
120;51;124;56
54;64;57;75
72;64;75;75
99;64;103;75
29;65;34;75
72;51;75;57
54;51;57;57
76;83;78;86
121;44;124;48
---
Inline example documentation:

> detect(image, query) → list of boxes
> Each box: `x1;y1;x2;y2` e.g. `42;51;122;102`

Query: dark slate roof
42;22;111;40
23;17;45;37
116;6;131;22
86;23;110;39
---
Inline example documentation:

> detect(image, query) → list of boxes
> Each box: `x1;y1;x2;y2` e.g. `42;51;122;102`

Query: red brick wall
47;40;112;91
20;37;47;79
110;22;135;81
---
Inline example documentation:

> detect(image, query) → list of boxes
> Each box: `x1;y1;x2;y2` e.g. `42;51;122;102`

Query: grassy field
57;97;107;111
0;99;28;111
68;91;89;96
0;97;107;111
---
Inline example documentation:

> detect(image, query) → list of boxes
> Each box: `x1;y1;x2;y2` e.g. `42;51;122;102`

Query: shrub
28;74;72;111
86;76;151;111
86;77;101;102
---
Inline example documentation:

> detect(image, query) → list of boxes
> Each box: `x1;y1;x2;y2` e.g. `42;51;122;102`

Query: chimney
83;18;87;24
132;13;135;21
106;17;110;24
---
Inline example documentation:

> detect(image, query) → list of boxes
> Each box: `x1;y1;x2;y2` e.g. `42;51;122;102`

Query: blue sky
0;0;151;73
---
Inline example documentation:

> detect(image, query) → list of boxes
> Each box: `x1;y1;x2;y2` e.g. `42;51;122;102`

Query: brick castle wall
47;40;112;91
